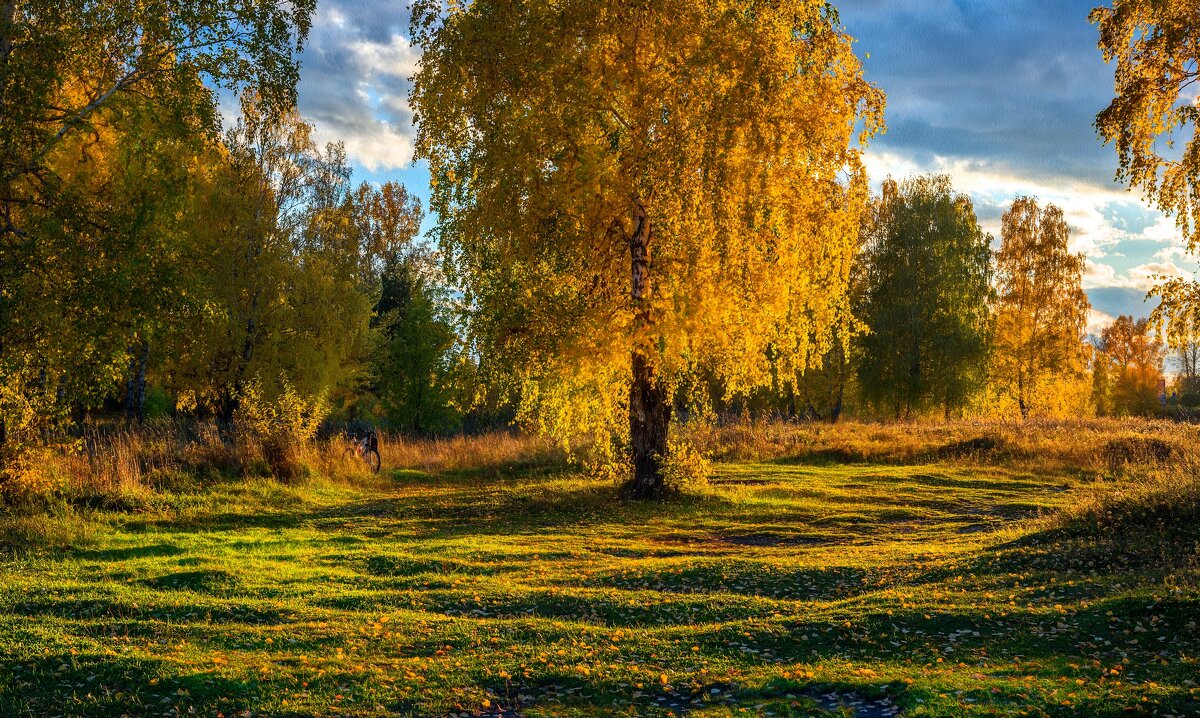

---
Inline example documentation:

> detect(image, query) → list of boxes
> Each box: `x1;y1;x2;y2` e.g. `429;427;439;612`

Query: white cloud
861;149;1142;257
1083;258;1189;292
348;35;420;80
1088;308;1116;336
1083;260;1119;289
1128;261;1190;291
295;3;419;173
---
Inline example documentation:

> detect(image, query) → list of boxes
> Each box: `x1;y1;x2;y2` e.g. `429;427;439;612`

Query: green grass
1;461;1198;717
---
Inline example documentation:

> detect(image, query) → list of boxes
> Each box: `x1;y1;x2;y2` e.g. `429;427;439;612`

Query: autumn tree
1095;315;1165;416
991;197;1091;419
790;323;856;423
411;0;883;497
855;176;992;418
0;0;313;445
345;181;465;434
1092;2;1200;378
1170;319;1200;394
1093;1;1200;249
162;96;374;421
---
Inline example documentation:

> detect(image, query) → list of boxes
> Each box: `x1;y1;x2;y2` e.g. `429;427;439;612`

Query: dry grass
685;417;1200;471
1;421;564;509
379;431;562;473
1051;459;1200;535
4;416;1197;519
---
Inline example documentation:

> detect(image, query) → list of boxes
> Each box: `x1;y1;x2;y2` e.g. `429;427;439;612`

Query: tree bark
1017;372;1029;420
124;340;150;422
0;2;14;66
622;200;671;499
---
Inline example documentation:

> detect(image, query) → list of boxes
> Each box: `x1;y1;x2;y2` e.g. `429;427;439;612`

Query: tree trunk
1017;372;1029;420
626;350;671;498
0;2;14;65
124;340;150;422
622;200;671;499
829;380;844;424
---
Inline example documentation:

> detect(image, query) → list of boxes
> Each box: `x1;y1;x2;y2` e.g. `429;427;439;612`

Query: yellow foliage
660;431;711;494
233;376;327;444
0;446;62;500
411;0;884;445
990;198;1091;420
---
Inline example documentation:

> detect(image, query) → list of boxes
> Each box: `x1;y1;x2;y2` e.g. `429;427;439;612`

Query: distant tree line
714;175;1172;423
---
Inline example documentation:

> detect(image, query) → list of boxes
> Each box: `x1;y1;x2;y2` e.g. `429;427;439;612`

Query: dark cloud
839;0;1121;186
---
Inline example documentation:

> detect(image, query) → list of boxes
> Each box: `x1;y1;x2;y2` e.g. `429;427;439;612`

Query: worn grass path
1;460;1197;717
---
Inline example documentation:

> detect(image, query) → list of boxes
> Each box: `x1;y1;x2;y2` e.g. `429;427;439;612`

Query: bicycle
342;430;381;473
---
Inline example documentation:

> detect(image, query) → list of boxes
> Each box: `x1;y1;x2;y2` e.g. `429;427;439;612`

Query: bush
234;378;327;482
0;446;61;501
661;430;712;493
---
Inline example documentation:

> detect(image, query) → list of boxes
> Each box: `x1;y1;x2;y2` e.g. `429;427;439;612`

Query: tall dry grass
380;432;562;473
3;416;1196;516
0;420;565;510
684;417;1199;472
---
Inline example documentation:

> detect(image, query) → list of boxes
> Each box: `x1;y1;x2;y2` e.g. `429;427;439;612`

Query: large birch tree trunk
624;201;671;499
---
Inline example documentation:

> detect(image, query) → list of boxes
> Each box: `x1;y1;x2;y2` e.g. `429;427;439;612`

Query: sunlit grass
1;443;1197;717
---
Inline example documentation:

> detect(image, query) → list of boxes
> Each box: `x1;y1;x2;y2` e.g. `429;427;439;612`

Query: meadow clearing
1;421;1197;718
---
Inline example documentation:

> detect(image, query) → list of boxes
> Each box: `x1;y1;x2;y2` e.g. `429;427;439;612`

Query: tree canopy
411;0;884;496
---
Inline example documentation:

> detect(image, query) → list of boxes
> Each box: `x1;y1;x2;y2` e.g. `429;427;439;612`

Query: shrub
234;378;327;482
661;429;712;493
0;446;61;501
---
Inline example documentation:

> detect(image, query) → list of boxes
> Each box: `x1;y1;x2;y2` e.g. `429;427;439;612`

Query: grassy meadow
1;421;1198;717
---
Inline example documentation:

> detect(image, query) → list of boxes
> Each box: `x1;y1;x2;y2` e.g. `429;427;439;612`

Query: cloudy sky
290;0;1196;331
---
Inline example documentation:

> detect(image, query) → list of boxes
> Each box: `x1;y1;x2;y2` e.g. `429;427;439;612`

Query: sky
288;0;1197;333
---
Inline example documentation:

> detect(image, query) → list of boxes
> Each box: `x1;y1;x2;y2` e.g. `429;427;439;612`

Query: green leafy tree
411;0;884;497
371;248;462;434
343;180;464;434
855;176;993;418
0;0;313;445
161;96;372;421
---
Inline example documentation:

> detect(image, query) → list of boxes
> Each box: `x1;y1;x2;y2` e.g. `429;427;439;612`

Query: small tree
1096;315;1165;416
991;197;1090;419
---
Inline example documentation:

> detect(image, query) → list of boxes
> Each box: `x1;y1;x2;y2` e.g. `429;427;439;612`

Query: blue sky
289;0;1197;332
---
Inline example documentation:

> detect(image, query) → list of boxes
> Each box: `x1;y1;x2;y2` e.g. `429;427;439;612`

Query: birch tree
991;197;1090;419
1093;1;1200;368
411;0;883;497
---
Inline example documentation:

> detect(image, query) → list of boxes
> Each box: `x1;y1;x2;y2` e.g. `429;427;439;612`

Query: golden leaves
411;0;884;442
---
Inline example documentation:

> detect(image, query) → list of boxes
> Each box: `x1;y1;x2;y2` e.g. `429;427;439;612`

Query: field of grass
1;428;1198;717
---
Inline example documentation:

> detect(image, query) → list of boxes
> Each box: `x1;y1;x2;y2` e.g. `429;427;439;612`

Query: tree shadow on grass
0;653;261;718
7;594;295;625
